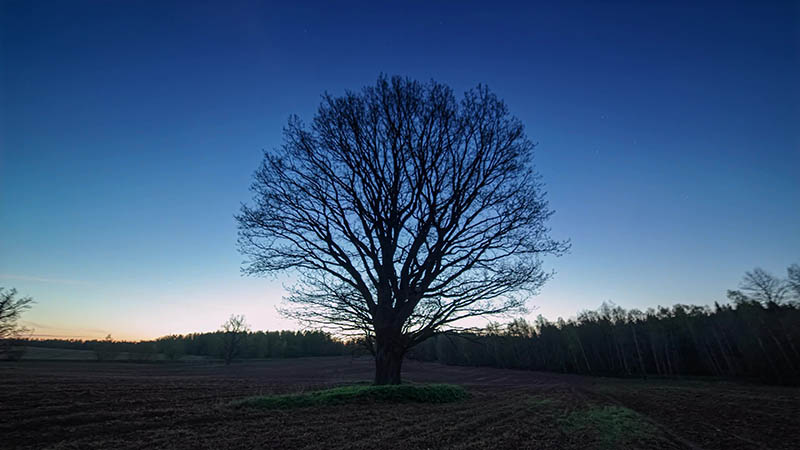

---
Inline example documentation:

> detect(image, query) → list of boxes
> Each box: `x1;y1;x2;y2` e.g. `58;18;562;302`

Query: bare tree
787;264;800;302
0;287;33;358
94;334;119;361
739;267;789;304
237;76;567;384
221;314;250;365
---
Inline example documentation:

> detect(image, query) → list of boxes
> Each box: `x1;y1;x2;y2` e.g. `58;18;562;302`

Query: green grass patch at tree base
233;383;470;409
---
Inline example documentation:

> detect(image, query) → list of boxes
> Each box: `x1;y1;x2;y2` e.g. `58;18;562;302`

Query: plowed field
2;357;798;449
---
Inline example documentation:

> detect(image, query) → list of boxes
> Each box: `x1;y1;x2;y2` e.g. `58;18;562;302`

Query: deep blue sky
1;1;798;339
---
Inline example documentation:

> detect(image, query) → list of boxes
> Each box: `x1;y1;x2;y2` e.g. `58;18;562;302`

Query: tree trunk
649;335;662;376
712;325;735;376
765;325;797;375
664;338;674;376
575;333;592;374
374;333;404;385
631;324;646;378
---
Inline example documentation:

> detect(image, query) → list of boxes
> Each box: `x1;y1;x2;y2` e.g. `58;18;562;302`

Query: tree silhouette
737;268;789;304
94;334;119;361
221;314;250;365
237;75;567;384
787;264;800;302
0;287;33;358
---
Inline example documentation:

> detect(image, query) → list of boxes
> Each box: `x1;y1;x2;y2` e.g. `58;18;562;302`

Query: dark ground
2;357;798;449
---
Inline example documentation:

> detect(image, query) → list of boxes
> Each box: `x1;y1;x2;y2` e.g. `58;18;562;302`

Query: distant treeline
408;299;800;384
13;302;800;383
17;330;352;360
14;265;800;384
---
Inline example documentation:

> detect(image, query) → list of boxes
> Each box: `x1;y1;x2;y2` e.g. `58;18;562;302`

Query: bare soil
2;357;798;449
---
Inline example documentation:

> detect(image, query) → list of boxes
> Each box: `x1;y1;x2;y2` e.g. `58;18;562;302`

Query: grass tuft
526;395;557;408
233;383;470;409
560;405;660;449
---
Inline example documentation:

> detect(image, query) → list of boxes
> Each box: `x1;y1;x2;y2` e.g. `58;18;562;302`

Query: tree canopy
237;75;567;383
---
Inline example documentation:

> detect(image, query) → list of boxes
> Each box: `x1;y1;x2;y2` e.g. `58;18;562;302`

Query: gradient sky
1;1;798;340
